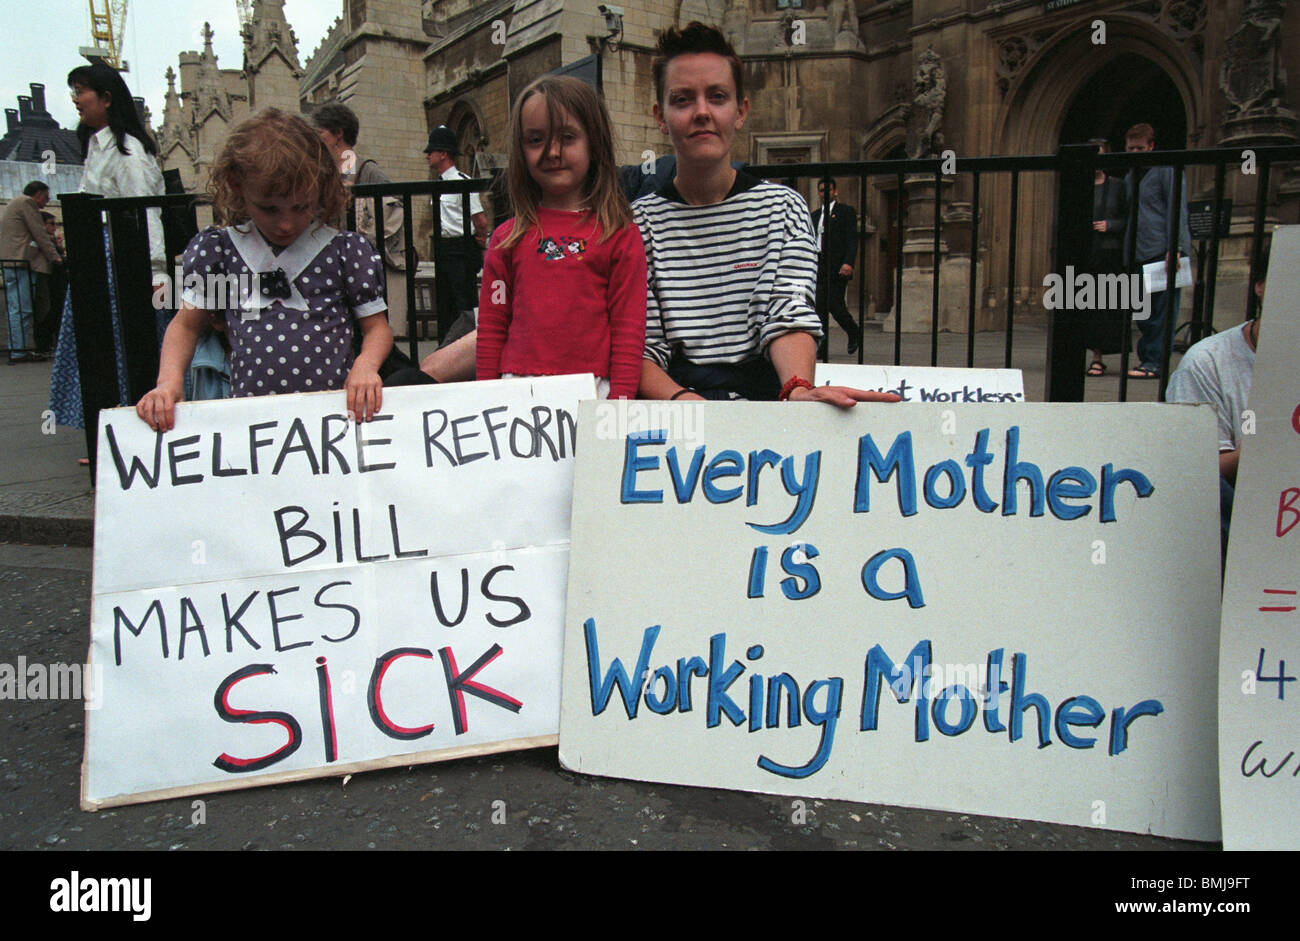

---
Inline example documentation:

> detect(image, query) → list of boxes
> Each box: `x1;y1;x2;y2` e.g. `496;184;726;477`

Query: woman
634;22;892;407
1084;137;1129;377
49;63;166;429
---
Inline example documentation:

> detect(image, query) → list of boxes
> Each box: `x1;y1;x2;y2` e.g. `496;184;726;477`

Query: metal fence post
61;193;116;479
1046;143;1095;402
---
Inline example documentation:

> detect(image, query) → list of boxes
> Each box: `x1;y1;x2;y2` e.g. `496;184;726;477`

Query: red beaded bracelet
779;376;814;401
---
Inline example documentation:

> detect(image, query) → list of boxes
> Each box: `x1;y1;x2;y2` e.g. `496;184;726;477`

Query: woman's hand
786;384;901;407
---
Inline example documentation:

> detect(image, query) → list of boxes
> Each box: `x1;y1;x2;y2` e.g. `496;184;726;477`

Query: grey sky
1;0;337;135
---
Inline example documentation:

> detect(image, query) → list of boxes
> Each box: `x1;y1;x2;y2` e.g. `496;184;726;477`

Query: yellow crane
81;0;130;72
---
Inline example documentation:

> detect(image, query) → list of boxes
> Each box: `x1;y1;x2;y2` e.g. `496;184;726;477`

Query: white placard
817;364;1025;403
560;400;1221;840
83;376;595;808
1219;225;1300;850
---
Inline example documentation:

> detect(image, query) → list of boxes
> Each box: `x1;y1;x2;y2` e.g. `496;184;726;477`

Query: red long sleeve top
475;208;647;399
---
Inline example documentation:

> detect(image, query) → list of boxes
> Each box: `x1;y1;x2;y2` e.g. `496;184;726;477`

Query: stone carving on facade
1158;0;1208;39
193;23;234;123
994;30;1052;99
1219;0;1288;116
902;47;946;159
828;0;864;50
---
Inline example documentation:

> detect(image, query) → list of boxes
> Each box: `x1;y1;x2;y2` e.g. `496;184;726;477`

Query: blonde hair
207;109;347;227
500;76;631;250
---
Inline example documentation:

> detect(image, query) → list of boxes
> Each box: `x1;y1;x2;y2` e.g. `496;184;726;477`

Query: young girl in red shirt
475;76;646;399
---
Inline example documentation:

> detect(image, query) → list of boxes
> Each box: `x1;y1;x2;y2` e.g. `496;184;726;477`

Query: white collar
227;222;338;319
88;125;115;151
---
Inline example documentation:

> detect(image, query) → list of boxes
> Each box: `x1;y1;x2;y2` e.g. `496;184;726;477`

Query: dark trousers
816;269;859;351
435;239;482;339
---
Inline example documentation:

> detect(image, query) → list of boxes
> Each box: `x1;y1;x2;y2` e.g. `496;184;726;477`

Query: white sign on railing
83;376;594;809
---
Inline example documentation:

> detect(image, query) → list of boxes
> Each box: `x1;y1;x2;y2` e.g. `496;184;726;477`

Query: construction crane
80;0;130;72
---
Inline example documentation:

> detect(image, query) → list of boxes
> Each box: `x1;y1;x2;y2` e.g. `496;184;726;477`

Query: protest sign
817;364;1025;403
560;400;1221;840
1219;226;1300;849
82;375;594;809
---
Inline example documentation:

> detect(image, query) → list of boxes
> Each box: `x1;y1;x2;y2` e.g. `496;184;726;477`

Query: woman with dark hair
50;63;167;431
1084;137;1129;377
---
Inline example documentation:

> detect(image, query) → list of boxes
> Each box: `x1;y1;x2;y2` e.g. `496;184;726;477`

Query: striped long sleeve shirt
633;171;823;370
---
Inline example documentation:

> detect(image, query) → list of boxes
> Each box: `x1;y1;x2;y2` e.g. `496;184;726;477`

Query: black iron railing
60;146;1299;478
60;177;492;477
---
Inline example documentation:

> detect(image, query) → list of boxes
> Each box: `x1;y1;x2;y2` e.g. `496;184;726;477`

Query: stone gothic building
156;0;1299;329
156;1;304;194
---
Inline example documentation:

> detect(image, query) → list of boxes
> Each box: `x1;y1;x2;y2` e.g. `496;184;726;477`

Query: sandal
1087;361;1106;377
1127;366;1159;380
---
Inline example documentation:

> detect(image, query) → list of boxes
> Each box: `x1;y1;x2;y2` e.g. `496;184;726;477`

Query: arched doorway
988;18;1200;326
1058;53;1187;150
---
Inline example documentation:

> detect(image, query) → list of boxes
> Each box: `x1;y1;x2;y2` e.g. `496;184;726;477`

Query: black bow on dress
260;268;292;300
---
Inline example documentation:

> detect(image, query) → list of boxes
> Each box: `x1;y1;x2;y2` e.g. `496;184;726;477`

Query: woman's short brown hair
652;21;744;106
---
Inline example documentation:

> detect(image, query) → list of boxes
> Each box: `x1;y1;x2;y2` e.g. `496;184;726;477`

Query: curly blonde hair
207;108;347;227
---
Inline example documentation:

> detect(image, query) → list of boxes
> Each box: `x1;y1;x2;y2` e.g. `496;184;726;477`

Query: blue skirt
48;229;132;429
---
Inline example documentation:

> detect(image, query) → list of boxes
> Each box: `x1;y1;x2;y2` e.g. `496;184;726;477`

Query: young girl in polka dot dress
137;109;392;431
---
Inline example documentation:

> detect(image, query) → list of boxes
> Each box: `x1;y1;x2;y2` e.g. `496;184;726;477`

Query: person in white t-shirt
1167;267;1265;553
424;125;488;338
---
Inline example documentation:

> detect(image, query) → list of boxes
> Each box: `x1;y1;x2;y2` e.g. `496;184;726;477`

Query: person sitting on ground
1166;259;1266;554
634;22;896;406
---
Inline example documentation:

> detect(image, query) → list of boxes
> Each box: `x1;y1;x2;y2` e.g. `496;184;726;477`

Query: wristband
670;388;693;401
779;376;814;401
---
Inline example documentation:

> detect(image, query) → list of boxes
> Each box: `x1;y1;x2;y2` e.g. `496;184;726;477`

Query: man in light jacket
1;181;63;361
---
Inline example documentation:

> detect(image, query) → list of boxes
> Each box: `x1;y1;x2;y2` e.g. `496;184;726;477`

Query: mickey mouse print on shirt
536;234;587;261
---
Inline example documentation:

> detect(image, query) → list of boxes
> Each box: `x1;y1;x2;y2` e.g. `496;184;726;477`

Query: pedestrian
811;177;861;355
135;109;393;432
312;103;412;338
1123;122;1190;380
424;125;488;340
1084;138;1128;376
48;63;166;428
1;181;62;361
475;75;647;399
38;212;66;356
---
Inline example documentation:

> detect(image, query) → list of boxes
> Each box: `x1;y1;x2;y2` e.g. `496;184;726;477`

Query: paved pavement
0;323;1166;548
0;542;1208;854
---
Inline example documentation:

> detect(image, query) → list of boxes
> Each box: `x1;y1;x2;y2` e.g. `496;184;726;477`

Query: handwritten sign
817;364;1025;403
559;400;1221;840
82;376;595;809
1219;225;1300;849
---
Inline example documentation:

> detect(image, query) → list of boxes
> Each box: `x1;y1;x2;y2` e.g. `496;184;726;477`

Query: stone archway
447;100;487;174
985;15;1201;325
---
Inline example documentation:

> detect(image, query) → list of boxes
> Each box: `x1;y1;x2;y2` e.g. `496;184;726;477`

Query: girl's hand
345;363;383;422
137;381;185;432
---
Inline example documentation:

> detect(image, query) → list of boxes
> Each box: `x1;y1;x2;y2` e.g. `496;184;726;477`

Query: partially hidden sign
83;376;595;809
560;400;1222;840
1219;225;1300;849
817;364;1025;404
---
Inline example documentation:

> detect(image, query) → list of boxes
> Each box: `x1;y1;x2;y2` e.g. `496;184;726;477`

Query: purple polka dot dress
181;224;387;398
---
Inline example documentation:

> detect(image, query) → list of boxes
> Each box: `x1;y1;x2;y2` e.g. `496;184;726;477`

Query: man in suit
812;178;861;354
1;181;63;361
